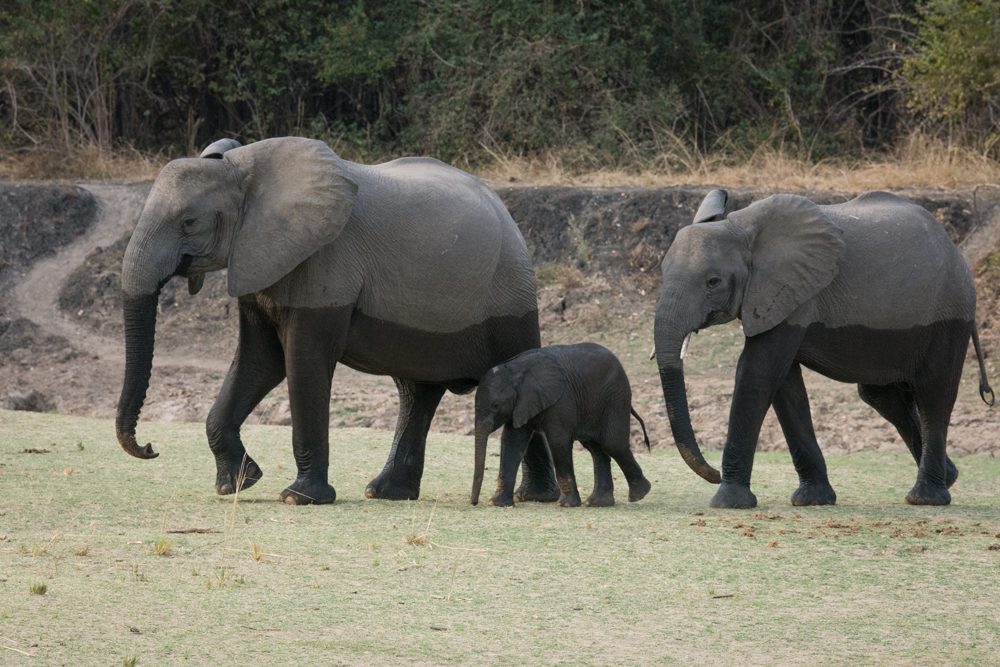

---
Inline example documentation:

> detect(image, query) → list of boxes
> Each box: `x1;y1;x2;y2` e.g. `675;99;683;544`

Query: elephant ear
693;189;728;223
224;137;357;297
512;355;567;428
730;194;844;337
200;138;241;158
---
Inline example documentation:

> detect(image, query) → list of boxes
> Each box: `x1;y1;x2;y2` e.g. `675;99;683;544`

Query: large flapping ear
224;137;357;296
693;189;728;223
730;194;844;337
512;354;567;428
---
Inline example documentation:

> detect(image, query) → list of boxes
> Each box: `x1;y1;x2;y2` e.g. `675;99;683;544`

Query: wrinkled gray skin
116;137;560;505
655;189;993;508
472;343;652;508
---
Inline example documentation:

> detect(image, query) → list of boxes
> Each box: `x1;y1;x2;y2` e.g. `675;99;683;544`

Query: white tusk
648;345;656;361
680;332;693;360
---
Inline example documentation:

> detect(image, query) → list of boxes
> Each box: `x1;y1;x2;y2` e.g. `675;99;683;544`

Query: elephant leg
601;415;651;503
365;380;446;501
772;364;836;506
857;383;958;488
207;302;286;495
712;323;806;509
583;442;615;507
490;425;532;507
279;308;352;506
906;346;965;505
546;431;582;507
514;432;560;502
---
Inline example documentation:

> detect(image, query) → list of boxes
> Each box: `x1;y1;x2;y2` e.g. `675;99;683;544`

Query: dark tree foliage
0;0;991;163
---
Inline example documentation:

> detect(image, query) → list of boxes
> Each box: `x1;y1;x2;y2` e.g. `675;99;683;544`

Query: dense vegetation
1;0;997;169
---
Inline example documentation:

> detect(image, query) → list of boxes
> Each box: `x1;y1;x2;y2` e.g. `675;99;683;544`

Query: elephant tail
630;407;651;452
972;326;995;407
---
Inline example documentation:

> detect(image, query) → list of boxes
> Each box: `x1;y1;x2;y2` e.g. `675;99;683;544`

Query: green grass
1;410;998;665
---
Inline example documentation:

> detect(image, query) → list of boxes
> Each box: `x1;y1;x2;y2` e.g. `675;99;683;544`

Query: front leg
365;380;446;500
712;323;806;509
490;425;532;506
513;432;560;502
279;308;351;505
207;301;286;496
772;363;836;506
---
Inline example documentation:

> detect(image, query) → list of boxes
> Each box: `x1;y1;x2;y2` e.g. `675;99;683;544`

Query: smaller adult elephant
471;343;652;508
654;189;993;508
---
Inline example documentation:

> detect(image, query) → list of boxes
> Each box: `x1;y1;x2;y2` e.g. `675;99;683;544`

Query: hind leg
365;380;446;500
582;442;615;507
905;327;968;505
602;414;651;503
857;383;958;488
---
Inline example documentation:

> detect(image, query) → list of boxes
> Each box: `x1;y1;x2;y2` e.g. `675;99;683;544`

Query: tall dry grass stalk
0;143;162;181
478;134;1000;191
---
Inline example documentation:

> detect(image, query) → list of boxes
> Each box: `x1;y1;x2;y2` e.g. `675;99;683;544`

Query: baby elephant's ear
512;355;566;428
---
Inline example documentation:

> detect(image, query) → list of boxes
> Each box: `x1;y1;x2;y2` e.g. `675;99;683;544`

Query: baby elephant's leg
583;443;615;507
603;416;651;502
546;429;582;507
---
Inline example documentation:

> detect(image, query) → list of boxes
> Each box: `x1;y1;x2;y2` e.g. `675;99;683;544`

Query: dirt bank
1;180;997;459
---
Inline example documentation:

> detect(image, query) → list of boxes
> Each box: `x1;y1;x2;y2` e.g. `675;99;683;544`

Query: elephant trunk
471;419;490;505
115;231;177;459
116;292;160;459
654;313;720;484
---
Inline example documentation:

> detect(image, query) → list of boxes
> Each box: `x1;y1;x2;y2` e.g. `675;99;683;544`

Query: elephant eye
706;276;722;289
182;217;196;228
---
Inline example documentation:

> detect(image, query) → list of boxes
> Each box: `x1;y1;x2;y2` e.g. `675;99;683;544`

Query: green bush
0;0;995;165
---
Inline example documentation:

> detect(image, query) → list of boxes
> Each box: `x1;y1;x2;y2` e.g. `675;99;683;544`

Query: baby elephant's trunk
471;421;489;505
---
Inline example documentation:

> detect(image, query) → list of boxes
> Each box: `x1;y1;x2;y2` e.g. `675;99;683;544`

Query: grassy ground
1;410;998;666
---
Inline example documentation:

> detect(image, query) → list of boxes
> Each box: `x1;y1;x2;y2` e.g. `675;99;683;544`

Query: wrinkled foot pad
790;481;837;506
279;481;336;505
215;456;263;496
905;481;951;506
628;477;652;503
710;482;758;509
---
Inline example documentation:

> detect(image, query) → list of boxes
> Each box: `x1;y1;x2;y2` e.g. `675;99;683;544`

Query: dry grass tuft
250;541;264;562
74;544;90;557
152;537;172;557
28;582;47;595
404;533;429;547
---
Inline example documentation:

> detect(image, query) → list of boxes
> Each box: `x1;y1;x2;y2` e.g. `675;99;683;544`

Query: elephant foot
905;481;951;506
364;469;420;501
280;477;336;505
558;491;582;507
489;491;515;507
215;454;263;496
514;477;560;503
628;477;652;503
585;492;615;507
790;480;837;506
709;482;758;509
946;458;959;488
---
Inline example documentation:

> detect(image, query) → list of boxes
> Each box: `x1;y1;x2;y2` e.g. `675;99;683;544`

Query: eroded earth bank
1;180;998;456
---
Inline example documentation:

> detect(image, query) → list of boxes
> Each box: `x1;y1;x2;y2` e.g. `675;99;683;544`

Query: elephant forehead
666;223;745;268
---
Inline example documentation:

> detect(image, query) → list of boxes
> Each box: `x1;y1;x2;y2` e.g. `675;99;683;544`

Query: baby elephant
471;343;652;507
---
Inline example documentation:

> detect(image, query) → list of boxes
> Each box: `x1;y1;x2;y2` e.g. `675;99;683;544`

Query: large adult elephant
115;136;559;505
654;189;993;508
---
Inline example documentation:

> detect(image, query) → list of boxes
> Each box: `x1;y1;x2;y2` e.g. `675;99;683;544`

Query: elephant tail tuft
972;326;995;407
